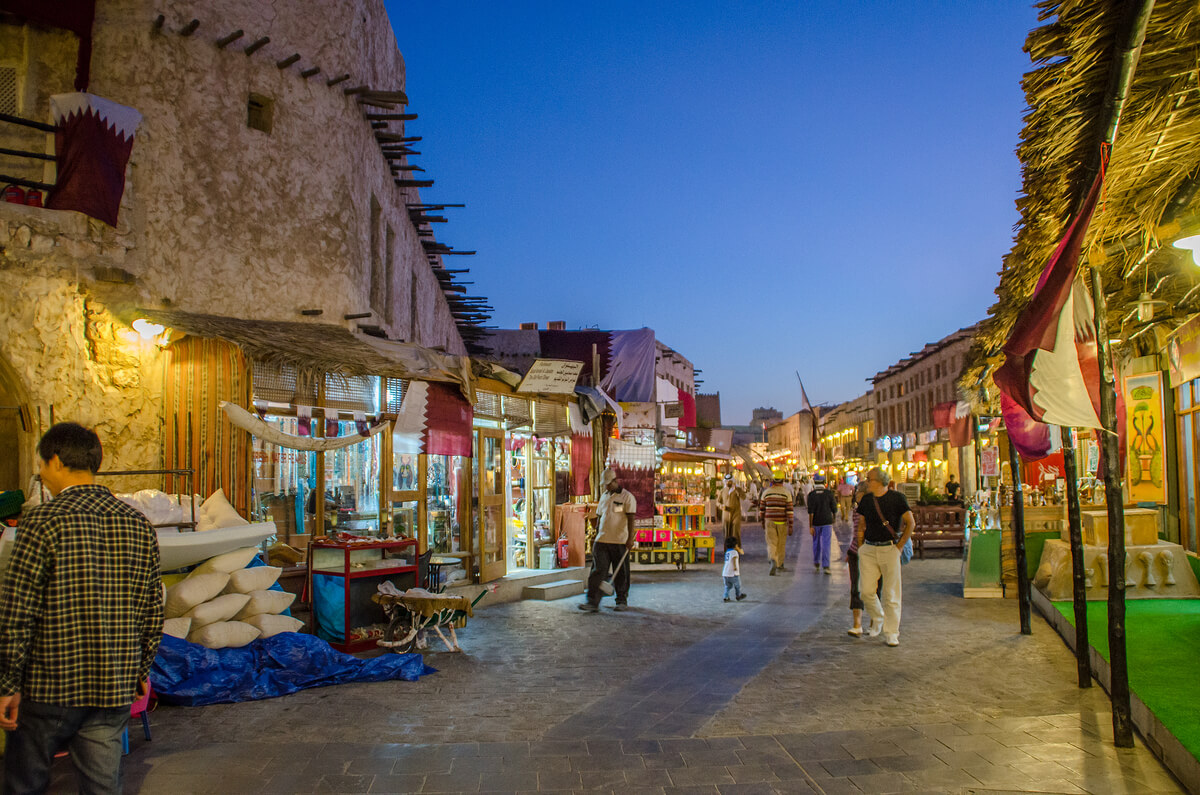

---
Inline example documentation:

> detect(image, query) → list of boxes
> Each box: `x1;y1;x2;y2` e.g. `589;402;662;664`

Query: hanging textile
568;403;592;497
164;338;252;515
606;437;655;519
220;402;388;452
47;93;141;226
395;381;473;457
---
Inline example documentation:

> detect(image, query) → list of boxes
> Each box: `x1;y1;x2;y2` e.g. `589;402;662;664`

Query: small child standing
722;536;747;602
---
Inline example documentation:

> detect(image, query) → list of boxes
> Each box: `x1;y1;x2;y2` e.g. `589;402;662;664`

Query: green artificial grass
1054;599;1200;759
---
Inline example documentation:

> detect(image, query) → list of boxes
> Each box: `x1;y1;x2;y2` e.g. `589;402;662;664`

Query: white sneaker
847;626;863;637
885;634;900;647
866;621;882;638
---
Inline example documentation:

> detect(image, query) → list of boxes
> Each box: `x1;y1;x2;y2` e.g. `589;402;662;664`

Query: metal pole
1062;429;1092;687
1007;435;1032;634
1090;266;1134;747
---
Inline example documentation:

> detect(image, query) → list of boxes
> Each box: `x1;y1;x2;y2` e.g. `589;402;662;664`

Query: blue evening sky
387;1;1040;425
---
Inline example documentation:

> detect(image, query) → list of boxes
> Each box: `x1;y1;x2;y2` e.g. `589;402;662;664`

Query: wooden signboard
663;402;684;419
516;359;584;394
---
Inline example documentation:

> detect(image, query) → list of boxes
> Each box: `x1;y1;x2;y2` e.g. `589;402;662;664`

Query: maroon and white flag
394;381;473;457
47;93;141;227
993;174;1105;443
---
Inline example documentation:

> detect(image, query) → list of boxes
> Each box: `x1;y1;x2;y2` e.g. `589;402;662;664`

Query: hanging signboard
663;402;684;419
980;446;1000;477
1086;439;1100;473
1125;371;1167;503
1167;314;1200;387
516;359;584;394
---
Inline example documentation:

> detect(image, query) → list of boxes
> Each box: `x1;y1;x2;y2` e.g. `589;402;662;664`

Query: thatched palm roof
962;0;1200;406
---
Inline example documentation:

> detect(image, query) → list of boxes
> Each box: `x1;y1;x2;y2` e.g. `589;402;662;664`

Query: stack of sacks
194;489;249;532
114;490;202;531
162;546;304;649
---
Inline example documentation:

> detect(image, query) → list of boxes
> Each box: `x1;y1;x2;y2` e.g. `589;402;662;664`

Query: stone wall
4;0;465;353
0;0;474;486
0;203;163;492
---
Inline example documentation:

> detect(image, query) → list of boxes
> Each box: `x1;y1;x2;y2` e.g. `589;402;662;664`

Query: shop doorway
476;427;506;582
0;352;32;494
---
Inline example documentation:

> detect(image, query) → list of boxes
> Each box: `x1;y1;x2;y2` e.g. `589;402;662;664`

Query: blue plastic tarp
150;633;435;706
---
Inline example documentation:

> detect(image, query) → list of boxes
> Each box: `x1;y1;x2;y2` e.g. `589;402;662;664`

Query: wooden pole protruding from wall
244;37;270;55
179;19;200;36
215;30;244;48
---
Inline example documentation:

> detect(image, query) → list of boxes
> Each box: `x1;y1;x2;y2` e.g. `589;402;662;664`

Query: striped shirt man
759;484;794;530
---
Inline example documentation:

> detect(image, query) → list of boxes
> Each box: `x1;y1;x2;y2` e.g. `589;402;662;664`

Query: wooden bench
911;505;966;559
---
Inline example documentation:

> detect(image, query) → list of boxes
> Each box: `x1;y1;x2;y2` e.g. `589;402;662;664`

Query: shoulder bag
871;494;913;565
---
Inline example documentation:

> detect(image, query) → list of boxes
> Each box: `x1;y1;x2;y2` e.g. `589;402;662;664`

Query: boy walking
722;537;747;602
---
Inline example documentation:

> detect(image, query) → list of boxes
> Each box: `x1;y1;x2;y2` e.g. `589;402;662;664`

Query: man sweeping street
0;423;163;793
759;474;794;575
580;468;637;612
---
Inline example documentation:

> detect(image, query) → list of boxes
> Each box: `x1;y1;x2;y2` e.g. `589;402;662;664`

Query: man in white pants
853;467;914;647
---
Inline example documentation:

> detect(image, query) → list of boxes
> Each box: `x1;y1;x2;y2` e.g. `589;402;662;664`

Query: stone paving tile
848;770;918;792
667;765;739;786
368;772;427;793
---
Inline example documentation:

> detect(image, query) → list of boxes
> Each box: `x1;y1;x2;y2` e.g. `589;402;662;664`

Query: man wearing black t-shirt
854;467;914;647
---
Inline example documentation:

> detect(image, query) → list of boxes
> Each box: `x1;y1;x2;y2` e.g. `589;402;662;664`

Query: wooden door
477;428;507;582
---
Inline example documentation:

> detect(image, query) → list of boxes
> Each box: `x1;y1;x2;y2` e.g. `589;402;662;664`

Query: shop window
247;93;274;133
369;196;383;318
251;416;318;542
325;420;381;535
0;67;17;115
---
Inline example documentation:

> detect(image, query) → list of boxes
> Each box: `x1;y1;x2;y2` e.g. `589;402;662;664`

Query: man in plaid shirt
0;423;163;793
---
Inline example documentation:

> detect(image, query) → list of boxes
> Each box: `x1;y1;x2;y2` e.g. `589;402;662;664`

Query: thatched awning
140;309;474;401
963;0;1200;406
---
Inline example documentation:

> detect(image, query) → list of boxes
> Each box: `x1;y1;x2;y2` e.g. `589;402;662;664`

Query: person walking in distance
721;537;748;602
0;423;164;794
806;474;838;575
759;474;794;575
854;466;915;647
836;476;855;522
719;474;744;546
580;468;636;612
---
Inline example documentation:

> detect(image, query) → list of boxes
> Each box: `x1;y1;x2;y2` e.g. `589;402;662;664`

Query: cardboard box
1078;507;1159;546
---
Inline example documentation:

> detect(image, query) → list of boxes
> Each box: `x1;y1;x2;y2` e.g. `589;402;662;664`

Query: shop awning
140;309;474;401
662;448;732;462
731;444;772;479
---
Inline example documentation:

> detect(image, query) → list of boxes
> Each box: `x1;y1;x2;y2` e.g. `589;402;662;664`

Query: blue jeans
812;524;833;568
723;575;742;599
3;699;130;795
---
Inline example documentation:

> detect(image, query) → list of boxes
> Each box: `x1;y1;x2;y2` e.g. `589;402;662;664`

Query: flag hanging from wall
48;93;141;226
993;174;1105;444
394;381;473;457
568;403;593;497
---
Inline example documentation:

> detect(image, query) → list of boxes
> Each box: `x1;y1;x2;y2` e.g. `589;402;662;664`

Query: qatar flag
394;381;473;457
47;93;142;227
993;173;1105;446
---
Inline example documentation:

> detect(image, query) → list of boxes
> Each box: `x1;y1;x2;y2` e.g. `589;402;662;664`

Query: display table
310;537;418;652
962;526;1003;598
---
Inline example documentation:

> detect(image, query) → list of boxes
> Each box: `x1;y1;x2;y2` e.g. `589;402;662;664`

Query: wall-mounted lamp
131;318;171;347
1172;234;1200;267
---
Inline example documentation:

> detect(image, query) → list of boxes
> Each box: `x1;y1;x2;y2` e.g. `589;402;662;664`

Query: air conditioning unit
898;482;921;504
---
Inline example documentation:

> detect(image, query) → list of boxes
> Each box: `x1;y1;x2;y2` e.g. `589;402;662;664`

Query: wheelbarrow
371;588;487;653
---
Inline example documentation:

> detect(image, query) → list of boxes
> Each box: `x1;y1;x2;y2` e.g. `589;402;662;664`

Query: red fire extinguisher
2;185;25;204
25;190;42;207
556;537;569;568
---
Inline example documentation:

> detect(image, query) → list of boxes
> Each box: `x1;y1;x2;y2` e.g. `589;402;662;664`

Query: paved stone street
99;512;1184;794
